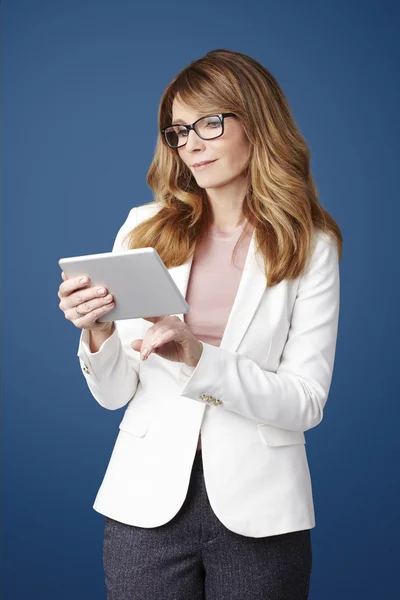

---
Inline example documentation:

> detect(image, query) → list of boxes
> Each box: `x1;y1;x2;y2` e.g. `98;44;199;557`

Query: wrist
88;322;115;352
186;341;203;368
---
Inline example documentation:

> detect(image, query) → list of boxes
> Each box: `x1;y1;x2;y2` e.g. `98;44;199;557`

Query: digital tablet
58;248;190;322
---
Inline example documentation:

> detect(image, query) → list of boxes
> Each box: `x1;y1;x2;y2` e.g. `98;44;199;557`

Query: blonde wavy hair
123;48;342;286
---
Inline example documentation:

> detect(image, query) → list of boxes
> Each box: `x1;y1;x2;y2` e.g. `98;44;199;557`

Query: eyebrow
171;114;204;124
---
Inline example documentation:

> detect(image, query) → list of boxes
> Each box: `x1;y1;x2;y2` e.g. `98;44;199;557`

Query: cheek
177;149;190;167
228;142;251;172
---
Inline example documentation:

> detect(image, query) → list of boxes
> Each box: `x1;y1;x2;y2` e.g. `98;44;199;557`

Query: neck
206;176;248;231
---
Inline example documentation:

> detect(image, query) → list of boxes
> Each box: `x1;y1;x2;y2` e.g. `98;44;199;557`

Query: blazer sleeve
177;232;341;432
76;206;141;410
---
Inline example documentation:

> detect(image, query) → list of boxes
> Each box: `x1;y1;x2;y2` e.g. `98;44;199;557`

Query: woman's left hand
130;316;203;367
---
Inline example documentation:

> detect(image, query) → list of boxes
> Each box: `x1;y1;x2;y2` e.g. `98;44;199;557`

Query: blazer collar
167;228;267;352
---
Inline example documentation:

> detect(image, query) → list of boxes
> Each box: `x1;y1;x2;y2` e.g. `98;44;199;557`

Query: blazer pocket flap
119;412;152;438
257;423;306;447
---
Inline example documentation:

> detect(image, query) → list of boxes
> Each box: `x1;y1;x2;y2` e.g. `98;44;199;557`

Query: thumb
131;339;143;352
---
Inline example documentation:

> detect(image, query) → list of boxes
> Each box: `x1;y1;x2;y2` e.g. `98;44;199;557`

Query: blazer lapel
168;228;267;353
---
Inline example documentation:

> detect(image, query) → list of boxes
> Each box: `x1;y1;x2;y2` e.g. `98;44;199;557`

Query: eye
205;118;220;127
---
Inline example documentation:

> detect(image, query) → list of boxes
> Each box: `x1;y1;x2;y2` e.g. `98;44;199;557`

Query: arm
76;207;141;410
178;233;341;432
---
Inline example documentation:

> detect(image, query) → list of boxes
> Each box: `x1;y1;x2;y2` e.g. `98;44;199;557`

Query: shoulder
119;201;162;229
303;229;339;278
136;201;163;224
312;229;339;256
112;202;162;251
117;202;162;233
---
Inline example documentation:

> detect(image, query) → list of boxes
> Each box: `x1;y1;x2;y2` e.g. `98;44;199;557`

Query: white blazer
77;201;340;538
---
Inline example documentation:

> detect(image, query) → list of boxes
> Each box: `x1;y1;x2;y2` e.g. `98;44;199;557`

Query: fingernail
80;277;88;284
141;348;148;360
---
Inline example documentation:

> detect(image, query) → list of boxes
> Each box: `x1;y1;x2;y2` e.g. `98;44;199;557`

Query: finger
141;316;161;323
141;329;174;360
139;333;155;359
61;271;67;281
65;299;115;325
59;275;90;298
61;285;110;313
130;339;143;352
68;294;114;319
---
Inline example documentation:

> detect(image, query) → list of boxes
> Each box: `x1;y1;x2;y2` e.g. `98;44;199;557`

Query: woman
58;48;342;599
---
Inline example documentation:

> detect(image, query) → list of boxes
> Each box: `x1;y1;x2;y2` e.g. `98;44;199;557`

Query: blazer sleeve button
212;398;223;406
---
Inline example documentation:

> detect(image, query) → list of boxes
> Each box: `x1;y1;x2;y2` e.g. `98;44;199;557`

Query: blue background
2;0;399;598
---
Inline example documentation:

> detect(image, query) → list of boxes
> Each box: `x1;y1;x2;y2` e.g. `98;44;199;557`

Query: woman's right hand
58;271;115;333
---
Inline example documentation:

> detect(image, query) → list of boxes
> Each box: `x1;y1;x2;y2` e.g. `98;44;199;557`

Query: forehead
171;98;204;123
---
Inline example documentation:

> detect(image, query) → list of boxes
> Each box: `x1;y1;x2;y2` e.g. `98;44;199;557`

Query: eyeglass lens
164;115;222;147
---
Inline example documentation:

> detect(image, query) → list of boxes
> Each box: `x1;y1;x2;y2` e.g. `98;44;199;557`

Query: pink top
184;219;254;347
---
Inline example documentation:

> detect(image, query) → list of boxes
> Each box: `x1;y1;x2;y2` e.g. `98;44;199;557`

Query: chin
194;177;225;188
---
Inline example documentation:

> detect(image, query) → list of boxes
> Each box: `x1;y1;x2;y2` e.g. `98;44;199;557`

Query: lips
192;159;217;167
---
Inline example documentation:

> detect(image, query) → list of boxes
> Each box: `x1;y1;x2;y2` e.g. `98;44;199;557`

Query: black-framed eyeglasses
161;113;236;148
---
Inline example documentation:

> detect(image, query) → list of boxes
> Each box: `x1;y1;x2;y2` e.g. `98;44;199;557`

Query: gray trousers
103;449;312;599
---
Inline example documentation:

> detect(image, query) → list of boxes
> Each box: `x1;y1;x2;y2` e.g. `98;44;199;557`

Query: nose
184;128;206;152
